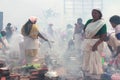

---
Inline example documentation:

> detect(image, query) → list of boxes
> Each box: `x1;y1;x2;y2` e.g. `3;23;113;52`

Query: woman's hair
23;20;33;35
109;15;120;25
7;23;11;26
6;23;12;31
1;31;6;37
77;18;82;24
92;9;102;19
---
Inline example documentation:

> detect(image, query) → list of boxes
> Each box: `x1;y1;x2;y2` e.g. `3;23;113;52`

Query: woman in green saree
82;9;107;80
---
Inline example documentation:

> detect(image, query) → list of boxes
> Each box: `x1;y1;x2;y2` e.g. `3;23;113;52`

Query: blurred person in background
73;18;84;54
0;30;9;50
47;24;54;37
5;23;13;42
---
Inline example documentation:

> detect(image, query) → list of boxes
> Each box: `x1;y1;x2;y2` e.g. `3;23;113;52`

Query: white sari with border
82;19;105;76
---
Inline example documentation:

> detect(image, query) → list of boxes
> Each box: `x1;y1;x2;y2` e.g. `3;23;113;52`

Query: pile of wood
29;67;48;80
0;67;10;80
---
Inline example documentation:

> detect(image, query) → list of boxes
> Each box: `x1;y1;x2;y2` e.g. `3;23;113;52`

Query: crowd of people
0;8;120;80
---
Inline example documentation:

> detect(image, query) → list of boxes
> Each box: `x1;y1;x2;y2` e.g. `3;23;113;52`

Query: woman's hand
92;38;103;51
92;44;97;51
44;38;48;41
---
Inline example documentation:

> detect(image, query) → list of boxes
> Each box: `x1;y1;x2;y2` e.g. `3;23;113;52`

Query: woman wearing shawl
109;15;120;58
82;9;107;80
21;16;48;64
107;15;120;74
73;18;84;53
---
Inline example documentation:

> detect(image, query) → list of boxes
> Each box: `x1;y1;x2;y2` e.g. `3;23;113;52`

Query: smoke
3;29;24;69
38;25;84;79
0;0;120;79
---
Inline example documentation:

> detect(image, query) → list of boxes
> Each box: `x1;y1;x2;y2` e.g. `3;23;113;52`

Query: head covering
29;16;37;23
92;9;102;18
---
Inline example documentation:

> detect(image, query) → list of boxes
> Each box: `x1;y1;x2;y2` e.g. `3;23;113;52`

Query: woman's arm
92;34;107;51
92;24;107;51
38;32;48;41
92;26;107;51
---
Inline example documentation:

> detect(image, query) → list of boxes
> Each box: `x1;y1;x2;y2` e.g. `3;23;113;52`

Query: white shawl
85;19;105;39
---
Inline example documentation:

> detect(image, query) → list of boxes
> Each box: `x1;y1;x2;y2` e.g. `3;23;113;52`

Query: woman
0;31;9;49
21;16;48;64
82;9;107;80
5;23;13;42
109;15;120;57
109;15;120;40
73;18;84;53
109;18;120;79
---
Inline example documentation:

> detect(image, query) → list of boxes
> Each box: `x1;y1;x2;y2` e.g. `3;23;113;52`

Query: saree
74;33;83;50
74;23;84;51
107;32;120;51
115;24;120;40
82;19;105;77
22;24;40;64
